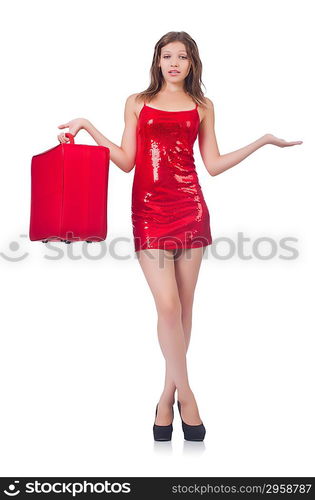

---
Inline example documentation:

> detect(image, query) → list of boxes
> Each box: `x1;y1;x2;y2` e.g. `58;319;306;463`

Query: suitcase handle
65;133;75;144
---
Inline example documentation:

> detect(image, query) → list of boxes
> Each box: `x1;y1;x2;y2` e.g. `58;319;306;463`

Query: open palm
265;133;303;148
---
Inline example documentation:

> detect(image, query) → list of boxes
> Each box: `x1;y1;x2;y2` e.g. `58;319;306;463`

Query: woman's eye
163;55;188;59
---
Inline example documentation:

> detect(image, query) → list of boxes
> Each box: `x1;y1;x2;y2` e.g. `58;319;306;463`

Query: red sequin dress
131;101;212;252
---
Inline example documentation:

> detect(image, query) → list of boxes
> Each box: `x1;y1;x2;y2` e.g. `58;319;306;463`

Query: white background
1;0;314;477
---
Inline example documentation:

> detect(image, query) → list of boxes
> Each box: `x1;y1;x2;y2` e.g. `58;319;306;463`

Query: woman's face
159;41;191;84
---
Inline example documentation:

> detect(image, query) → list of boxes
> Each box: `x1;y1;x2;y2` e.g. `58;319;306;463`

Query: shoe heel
153;403;173;441
177;400;206;441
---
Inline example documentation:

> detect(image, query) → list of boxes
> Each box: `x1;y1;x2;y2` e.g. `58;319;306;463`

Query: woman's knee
156;296;182;321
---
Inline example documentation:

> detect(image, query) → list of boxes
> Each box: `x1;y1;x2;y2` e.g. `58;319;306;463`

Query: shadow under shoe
153;403;174;441
177;400;206;441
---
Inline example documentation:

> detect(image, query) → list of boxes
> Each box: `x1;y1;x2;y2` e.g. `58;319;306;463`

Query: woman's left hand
263;134;303;147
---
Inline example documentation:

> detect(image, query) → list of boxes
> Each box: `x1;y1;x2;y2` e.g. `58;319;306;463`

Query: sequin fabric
131;102;212;252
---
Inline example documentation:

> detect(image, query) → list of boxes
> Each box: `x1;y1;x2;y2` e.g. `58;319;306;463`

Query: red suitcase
29;133;110;243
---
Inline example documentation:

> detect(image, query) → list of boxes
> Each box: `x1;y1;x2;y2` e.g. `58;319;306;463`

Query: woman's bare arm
198;98;303;177
83;94;137;173
57;94;138;173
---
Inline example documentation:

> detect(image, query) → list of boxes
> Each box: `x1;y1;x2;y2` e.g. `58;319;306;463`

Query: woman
57;31;302;442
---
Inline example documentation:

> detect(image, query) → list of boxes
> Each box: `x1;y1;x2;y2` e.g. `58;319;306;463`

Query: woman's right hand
57;118;87;143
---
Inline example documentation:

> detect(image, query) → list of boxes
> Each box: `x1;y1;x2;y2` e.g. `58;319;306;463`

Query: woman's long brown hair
135;31;208;108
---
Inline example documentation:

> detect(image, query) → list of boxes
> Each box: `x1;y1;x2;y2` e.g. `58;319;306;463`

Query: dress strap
195;102;198;109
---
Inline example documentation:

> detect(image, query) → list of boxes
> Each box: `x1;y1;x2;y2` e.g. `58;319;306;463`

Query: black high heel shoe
153;403;174;441
177;400;206;441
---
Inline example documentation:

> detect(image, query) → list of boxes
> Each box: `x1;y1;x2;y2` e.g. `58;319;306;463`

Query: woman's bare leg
162;246;206;424
136;246;205;425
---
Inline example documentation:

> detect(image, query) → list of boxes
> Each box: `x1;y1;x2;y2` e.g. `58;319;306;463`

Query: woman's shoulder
126;92;142;102
202;96;214;109
125;93;144;119
197;97;214;123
